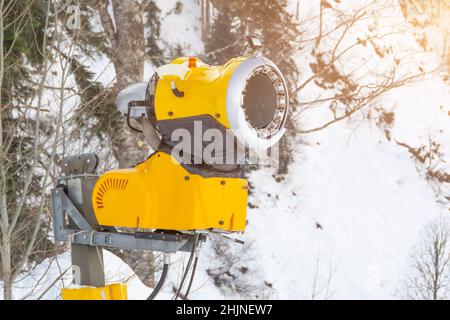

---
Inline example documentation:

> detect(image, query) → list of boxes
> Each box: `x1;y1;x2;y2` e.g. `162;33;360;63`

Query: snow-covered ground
1;0;449;300
242;113;447;299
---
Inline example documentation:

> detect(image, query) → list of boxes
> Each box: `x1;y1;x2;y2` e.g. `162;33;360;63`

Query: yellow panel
109;283;128;300
92;152;248;232
62;284;127;300
154;57;248;128
223;179;249;231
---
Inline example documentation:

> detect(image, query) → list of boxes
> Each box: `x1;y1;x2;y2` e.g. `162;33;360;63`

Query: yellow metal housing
154;56;246;128
152;55;289;150
92;152;248;231
62;283;128;300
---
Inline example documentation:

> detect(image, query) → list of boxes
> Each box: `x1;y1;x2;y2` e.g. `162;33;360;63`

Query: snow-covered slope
242;118;446;299
184;78;449;299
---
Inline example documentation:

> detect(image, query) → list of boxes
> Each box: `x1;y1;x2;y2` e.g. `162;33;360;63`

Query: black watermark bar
0;299;443;318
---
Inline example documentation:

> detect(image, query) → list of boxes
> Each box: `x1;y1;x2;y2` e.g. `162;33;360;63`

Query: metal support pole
58;153;105;288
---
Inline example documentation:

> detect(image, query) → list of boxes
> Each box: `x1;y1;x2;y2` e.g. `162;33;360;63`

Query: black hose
171;86;185;98
147;262;169;300
126;103;144;133
173;248;195;299
183;256;199;300
171;80;184;97
173;234;199;300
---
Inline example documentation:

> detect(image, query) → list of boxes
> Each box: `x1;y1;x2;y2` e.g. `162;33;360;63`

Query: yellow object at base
92;151;248;231
62;283;127;300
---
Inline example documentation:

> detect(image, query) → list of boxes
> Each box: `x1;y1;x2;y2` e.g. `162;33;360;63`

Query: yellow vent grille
95;178;129;210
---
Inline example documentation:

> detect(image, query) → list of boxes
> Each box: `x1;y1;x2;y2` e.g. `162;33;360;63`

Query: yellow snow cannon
92;55;289;232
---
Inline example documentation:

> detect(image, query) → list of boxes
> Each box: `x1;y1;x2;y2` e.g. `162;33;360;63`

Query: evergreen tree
145;1;165;65
2;0;47;103
70;58;117;146
0;0;55;297
68;1;164;164
205;0;299;174
228;0;299;106
234;0;299;174
204;6;240;64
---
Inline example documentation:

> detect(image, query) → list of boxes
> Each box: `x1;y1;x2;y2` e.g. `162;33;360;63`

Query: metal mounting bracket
51;186;205;253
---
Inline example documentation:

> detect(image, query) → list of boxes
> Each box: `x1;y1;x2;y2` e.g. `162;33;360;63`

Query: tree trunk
1;187;12;300
97;0;155;287
0;0;12;300
201;0;211;41
1;230;12;300
107;0;148;168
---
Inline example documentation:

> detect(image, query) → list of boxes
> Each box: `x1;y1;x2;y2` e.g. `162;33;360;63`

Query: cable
183;256;199;300
173;237;196;299
147;254;170;300
209;230;245;245
173;234;199;300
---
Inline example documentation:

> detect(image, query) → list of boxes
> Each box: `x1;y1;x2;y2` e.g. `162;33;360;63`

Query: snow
2;0;449;300
244;120;445;299
158;0;204;56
